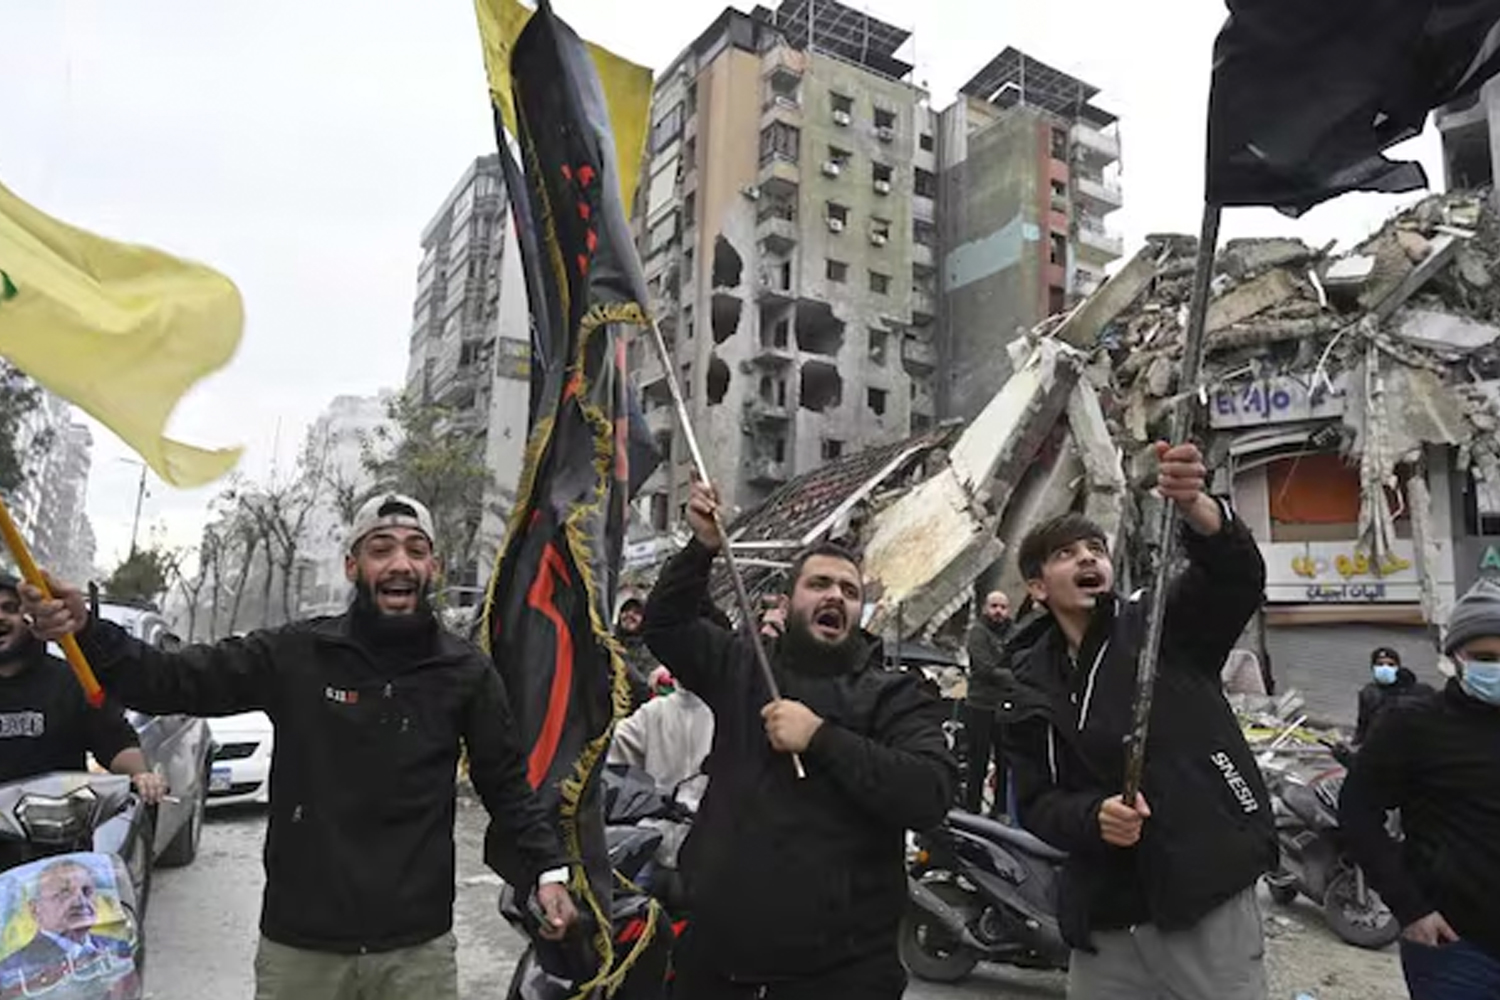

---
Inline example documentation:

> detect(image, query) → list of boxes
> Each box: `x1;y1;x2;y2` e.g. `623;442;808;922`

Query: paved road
142;801;1066;1000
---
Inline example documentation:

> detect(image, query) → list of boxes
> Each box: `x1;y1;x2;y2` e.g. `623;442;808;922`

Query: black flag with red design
479;2;666;996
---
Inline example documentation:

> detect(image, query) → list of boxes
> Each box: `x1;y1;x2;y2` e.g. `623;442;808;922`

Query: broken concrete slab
989;434;1084;604
1394;308;1500;354
862;467;1003;639
1371;235;1459;322
951;339;1079;509
1218;238;1319;280
1067;381;1128;549
1324;255;1376;288
1054;246;1159;348
1457;248;1493;288
1206;268;1302;333
1396;229;1432;263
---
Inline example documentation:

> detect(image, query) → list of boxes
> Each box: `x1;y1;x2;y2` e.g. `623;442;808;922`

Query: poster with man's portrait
0;853;140;999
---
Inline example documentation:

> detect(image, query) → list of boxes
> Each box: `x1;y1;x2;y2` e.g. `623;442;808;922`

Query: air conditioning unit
833;110;852;127
741;185;762;201
876;126;896;143
827;217;846;234
821;161;842;178
870;231;888;246
873;179;892;195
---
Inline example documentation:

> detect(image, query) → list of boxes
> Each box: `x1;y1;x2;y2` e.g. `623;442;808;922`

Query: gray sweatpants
253;933;458;1000
1068;888;1267;1000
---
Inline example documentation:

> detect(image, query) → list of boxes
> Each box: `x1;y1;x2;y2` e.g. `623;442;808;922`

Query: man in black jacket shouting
1003;443;1274;1000
22;494;576;1000
644;481;956;999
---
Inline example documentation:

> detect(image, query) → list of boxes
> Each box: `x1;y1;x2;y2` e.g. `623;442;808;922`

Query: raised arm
642;482;741;707
23;576;277;717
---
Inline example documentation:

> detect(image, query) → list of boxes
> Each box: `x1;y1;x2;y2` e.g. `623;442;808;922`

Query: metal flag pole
643;318;807;779
1122;201;1223;802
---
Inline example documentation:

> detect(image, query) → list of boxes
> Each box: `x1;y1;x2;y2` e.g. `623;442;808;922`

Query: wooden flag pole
0;497;105;707
644;319;806;779
1122;201;1223;803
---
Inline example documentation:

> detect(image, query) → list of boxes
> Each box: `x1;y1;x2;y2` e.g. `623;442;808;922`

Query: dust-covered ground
143;804;1405;1000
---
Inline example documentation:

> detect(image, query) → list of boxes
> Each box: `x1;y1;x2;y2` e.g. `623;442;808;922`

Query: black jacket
1340;679;1500;960
644;541;956;978
965;618;1016;710
1000;511;1276;945
1354;667;1435;744
77;612;566;954
0;644;138;784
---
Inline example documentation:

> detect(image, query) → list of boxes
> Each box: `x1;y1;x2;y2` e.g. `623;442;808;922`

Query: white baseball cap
347;493;436;553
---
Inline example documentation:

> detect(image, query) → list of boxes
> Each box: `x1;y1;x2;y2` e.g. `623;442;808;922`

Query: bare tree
175;546;209;642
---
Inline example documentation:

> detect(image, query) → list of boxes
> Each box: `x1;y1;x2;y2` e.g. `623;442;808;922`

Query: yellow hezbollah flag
0;181;242;488
473;0;652;207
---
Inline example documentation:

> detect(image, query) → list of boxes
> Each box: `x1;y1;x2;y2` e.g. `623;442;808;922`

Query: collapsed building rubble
704;189;1499;667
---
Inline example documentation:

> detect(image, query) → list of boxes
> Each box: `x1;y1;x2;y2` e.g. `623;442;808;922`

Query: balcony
911;288;937;324
757;214;799;256
759;156;800;199
1077;221;1125;261
763;45;806;88
649;292;678;328
1071;121;1121;167
913;195;936;224
902;337;937;373
912;241;935;269
755;269;796;305
743;397;790;424
751;341;796;368
748;458;789;486
912;388;936;416
760;96;803;132
1075;175;1124;213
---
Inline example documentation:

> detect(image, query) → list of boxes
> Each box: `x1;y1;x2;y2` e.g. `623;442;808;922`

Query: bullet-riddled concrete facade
632;3;938;527
631;6;1122;526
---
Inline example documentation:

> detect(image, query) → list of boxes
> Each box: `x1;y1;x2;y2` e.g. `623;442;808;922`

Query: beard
0;628;34;666
781;609;865;674
351;573;435;639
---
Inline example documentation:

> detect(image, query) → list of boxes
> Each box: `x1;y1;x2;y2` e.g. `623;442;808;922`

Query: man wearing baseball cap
20;492;577;1000
1341;579;1500;998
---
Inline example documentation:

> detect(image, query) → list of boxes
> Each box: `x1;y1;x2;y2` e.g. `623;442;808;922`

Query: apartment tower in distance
407;155;532;604
632;1;941;526
630;3;1125;525
937;48;1124;421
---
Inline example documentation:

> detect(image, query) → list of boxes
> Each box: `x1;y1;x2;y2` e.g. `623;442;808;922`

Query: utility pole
122;459;148;559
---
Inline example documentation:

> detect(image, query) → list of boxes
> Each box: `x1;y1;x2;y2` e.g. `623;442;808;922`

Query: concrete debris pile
712;189;1499;645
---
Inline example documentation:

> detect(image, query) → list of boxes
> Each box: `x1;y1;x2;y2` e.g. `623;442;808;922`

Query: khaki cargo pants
253;933;458;1000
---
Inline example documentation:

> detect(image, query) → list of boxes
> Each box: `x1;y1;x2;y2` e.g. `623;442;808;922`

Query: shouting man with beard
643;481;956;999
21;494;576;1000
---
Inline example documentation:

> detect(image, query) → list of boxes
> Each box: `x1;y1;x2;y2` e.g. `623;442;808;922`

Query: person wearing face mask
1001;442;1275;1000
1340;580;1500;999
19;494;576;1000
641;480;956;999
1353;646;1434;745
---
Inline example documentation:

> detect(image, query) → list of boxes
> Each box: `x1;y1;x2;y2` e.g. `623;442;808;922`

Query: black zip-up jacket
1000;510;1276;946
644;540;956;979
1340;679;1500;960
1353;667;1435;744
965;618;1016;710
77;612;566;954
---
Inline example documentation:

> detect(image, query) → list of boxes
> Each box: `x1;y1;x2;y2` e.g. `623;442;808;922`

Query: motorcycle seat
946;809;1067;862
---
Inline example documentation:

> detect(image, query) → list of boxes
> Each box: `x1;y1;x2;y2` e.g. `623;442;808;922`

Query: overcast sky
2;0;1444;573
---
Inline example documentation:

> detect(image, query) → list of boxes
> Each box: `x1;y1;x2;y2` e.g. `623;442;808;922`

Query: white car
206;711;272;807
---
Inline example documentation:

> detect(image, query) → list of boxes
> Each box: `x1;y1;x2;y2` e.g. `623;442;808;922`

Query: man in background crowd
963;590;1015;817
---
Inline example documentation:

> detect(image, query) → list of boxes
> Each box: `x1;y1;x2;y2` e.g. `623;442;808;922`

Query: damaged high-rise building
937;49;1124;422
629;2;1124;529
1439;77;1500;191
